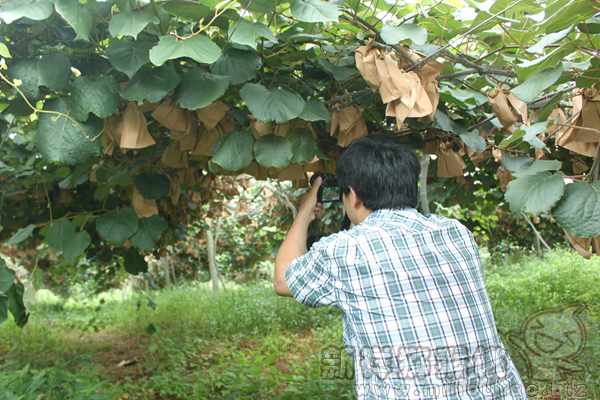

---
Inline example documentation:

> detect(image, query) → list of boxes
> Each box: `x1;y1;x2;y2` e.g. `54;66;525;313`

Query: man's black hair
336;134;420;210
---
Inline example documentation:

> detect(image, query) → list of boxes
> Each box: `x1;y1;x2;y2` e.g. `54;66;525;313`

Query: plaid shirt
285;208;528;399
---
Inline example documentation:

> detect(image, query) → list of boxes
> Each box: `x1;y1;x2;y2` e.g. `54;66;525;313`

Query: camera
306;173;351;250
310;173;342;203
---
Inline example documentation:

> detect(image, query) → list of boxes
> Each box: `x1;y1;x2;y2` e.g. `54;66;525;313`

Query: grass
1;249;600;399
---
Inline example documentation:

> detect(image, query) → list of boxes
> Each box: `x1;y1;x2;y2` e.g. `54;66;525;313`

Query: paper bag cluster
355;42;442;130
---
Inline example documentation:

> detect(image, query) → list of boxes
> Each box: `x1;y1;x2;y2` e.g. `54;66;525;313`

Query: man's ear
348;187;363;208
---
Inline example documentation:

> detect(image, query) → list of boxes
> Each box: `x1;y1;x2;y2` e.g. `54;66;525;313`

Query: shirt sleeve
284;238;338;307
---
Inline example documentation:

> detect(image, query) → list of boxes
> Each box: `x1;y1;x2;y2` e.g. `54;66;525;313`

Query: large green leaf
134;172;170;200
0;259;15;294
162;1;211;19
542;0;596;33
109;7;159;39
505;172;565;215
120;64;181;103
54;0;94;41
149;35;222;66
290;0;340;23
228;19;276;49
210;47;261;85
526;26;572;54
130;215;168;251
299;99;330;122
6;224;36;246
212;130;254;171
7;282;28;327
240;83;305;123
96;208;139;246
554;181;600;238
71;75;120;121
0;0;53;24
254;135;293;168
106;38;154;78
176;69;229;110
8;53;70;99
289;129;318;163
512;66;563;103
44;219;91;263
516;42;576;81
511;159;562;178
380;24;427;45
36;98;102;165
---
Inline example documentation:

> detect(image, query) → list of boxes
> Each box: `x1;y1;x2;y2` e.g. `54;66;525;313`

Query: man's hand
297;176;324;223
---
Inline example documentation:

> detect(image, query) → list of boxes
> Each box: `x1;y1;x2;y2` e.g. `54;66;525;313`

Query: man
274;135;528;399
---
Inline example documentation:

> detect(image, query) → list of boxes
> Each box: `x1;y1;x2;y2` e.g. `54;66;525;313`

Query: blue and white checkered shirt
285;208;528;399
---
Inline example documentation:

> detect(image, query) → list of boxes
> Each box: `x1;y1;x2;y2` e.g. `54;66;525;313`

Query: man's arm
273;177;322;296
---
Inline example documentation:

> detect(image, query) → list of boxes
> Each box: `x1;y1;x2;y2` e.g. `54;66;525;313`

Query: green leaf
210;47;261;85
291;0;340;23
521;121;548;149
0;259;15;294
134;172;170;200
542;0;596;33
526;26;571;54
162;0;211;20
380;24;427;45
439;85;488;109
0;43;12;59
554;181;600;238
434;111;485;152
212;130;254;171
149;35;222;66
6;224;36;246
106;38;154;78
36;98;102;165
511;159;562;178
299;99;330;122
317;59;356;81
123;248;148;275
289;129;318;163
505;172;565;215
44;219;91;263
71;75;120;121
578;16;600;34
8;53;70;99
516;42;576;81
96;208;139;246
254;135;293;168
7;282;28;327
240;83;305;123
54;0;94;41
228;19;276;50
130;215;168;251
239;0;282;13
512;66;563;103
0;296;7;325
109;7;159;39
0;0;53;24
120;64;181;103
175;69;229;110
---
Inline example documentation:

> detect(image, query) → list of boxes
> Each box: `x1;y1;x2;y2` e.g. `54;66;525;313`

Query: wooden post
206;229;220;292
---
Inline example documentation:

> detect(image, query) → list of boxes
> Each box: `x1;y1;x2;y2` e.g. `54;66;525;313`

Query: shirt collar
361;207;420;225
